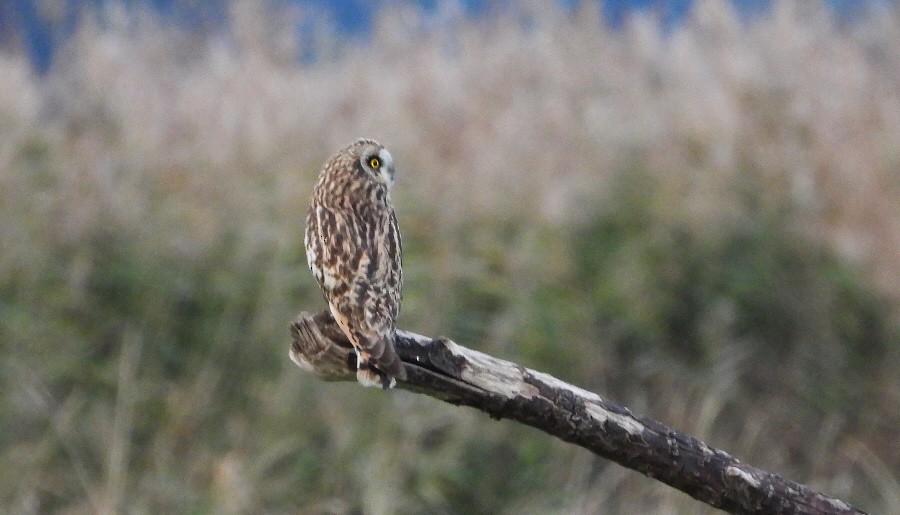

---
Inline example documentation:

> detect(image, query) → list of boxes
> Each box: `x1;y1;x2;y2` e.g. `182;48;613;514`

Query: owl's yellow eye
369;157;381;169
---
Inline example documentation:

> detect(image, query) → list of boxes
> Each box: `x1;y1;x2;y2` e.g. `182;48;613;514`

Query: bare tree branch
289;310;866;515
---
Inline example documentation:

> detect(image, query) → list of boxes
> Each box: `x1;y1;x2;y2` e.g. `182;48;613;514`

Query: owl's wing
306;204;351;297
350;209;405;380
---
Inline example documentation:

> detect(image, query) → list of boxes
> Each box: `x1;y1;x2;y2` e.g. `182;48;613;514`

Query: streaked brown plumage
305;138;406;388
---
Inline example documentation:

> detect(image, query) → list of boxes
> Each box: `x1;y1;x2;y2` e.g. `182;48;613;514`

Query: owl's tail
373;335;407;382
356;333;407;388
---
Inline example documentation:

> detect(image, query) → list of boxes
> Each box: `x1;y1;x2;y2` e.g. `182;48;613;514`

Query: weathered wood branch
289;310;865;515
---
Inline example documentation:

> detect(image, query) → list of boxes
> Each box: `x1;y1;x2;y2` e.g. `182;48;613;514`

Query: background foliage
1;1;898;513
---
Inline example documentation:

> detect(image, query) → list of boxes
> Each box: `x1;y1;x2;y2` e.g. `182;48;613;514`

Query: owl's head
350;138;395;188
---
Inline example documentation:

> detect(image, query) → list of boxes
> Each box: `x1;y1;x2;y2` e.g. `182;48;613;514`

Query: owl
305;138;406;388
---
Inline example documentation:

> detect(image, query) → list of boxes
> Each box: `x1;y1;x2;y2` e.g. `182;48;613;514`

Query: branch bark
289;310;865;515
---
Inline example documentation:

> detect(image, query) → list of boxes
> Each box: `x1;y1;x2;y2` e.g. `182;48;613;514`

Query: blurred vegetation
1;1;899;513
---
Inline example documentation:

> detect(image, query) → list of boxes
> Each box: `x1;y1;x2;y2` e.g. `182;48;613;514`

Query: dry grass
1;1;898;513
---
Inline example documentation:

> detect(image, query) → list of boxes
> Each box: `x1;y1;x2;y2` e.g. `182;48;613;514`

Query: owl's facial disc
361;147;395;187
377;149;395;187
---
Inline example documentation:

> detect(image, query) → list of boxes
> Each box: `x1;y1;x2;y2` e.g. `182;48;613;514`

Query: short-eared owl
305;138;406;388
